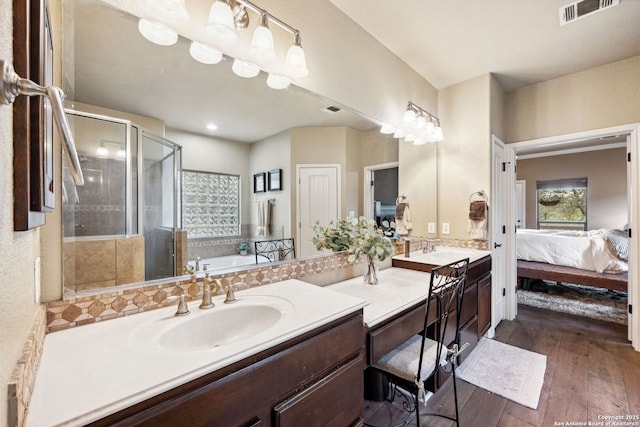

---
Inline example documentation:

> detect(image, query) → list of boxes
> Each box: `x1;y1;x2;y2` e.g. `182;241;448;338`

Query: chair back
254;238;296;263
417;257;470;382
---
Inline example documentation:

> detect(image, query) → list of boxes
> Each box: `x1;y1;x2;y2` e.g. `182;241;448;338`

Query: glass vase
363;254;379;285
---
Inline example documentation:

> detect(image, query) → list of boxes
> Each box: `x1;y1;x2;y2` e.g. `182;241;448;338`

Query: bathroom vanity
26;281;367;427
328;247;491;391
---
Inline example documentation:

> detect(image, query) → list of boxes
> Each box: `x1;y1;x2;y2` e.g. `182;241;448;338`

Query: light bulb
250;15;276;66
425;120;435;133
402;108;416;127
96;144;108;158
138;19;178;46
149;0;189;25
393;129;406;139
433;126;444;141
380;124;395;134
206;0;238;44
232;59;260;78
266;74;291;90
189;41;223;64
285;37;308;78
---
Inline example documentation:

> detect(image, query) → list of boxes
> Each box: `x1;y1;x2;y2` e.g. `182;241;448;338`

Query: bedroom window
536;178;587;231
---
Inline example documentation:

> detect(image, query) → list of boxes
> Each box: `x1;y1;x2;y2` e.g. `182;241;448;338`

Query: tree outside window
537;178;587;231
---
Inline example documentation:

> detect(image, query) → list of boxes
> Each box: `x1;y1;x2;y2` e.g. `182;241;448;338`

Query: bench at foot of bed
517;260;628;293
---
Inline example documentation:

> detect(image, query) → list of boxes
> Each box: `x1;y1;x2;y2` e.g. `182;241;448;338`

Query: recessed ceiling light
206;123;218;131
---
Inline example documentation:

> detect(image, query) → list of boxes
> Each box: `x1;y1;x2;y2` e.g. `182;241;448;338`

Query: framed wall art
253;172;266;193
268;169;282;191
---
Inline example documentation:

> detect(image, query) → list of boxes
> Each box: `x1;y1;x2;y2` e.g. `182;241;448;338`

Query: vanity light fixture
136;0;308;90
138;19;179;46
207;0;239;44
137;0;188;46
189;41;223;65
96;142;109;158
381;101;444;143
249;13;276;66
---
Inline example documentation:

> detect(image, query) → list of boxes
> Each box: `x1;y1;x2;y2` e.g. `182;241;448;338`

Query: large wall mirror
60;0;437;297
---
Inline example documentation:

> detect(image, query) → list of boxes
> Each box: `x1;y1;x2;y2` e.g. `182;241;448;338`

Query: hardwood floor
364;304;640;427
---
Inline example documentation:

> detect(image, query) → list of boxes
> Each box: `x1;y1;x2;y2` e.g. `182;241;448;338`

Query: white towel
468;218;488;240
256;199;271;237
395;204;412;235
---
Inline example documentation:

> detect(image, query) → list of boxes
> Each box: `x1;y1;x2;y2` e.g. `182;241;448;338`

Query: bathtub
188;254;269;272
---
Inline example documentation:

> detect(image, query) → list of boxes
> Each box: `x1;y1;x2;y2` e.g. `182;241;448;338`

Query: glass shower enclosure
62;110;182;294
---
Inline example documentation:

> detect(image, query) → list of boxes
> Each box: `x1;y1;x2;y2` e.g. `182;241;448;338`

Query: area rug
517;281;628;325
456;337;546;409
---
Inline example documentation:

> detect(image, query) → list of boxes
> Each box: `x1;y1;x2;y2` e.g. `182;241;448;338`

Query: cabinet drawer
369;299;436;363
274;355;364;427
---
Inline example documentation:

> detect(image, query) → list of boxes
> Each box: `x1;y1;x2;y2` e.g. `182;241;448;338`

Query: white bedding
516;229;627;274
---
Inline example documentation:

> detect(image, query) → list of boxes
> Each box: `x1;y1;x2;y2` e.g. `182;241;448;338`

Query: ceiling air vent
560;0;620;25
322;105;342;114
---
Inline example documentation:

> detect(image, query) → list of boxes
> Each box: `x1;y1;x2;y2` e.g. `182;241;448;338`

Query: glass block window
183;170;240;237
537;178;587;231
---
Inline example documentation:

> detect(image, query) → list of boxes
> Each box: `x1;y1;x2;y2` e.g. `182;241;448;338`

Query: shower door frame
63;109;183;281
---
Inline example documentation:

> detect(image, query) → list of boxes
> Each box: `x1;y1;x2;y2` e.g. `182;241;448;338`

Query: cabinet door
274;355;364;427
477;273;492;337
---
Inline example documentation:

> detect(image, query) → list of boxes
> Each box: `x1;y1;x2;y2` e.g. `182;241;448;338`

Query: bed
516;228;629;292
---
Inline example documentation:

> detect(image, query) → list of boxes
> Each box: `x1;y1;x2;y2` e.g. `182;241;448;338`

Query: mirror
61;0;436;296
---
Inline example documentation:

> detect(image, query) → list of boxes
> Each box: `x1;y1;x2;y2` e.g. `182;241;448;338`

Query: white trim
363;161;399;220
511;123;640;352
516;142;627;160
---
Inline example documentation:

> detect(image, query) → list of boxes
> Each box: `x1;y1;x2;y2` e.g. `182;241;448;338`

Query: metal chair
371;257;470;427
254;238;296;263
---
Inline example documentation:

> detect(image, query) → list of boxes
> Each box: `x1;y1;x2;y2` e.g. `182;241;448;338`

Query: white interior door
491;135;517;335
297;165;340;258
515;180;526;230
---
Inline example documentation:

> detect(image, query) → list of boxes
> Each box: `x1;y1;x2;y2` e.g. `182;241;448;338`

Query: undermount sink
130;295;294;353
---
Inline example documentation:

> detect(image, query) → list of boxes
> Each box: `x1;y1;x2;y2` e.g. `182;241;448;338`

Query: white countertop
392;246;491;266
26;280;367;427
324;267;431;328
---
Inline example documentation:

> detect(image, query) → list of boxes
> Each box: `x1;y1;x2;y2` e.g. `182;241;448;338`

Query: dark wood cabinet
89;311;365;427
477;271;492;337
375;255;492;391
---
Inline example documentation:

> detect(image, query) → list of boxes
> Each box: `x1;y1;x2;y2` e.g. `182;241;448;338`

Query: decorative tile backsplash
46;251;353;333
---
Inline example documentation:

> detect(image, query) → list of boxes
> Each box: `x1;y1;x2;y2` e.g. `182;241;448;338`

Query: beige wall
166;128;252;230
250;130;292;239
437;75;492;240
517;148;627;230
506;55;640;143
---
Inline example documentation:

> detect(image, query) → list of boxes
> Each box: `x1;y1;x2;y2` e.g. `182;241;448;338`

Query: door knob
494;242;502;248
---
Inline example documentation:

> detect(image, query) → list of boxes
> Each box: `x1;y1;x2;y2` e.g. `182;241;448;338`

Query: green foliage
538;189;586;222
312;216;394;262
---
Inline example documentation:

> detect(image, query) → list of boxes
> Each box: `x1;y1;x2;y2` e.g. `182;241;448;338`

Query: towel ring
469;190;488;203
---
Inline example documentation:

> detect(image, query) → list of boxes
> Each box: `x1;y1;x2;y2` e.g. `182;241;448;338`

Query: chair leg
414;389;420;427
451;364;460;427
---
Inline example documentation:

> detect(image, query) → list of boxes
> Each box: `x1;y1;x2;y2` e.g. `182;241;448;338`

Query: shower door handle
494;242;502;249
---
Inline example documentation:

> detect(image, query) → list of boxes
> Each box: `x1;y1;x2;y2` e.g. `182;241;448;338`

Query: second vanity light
137;0;309;90
380;101;444;145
